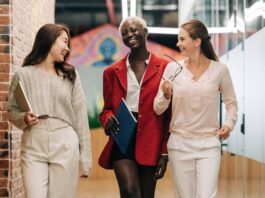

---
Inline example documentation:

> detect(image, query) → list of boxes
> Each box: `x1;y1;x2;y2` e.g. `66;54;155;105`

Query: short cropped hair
119;16;148;33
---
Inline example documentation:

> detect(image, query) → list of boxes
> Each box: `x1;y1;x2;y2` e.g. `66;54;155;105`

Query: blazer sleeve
157;61;172;154
161;102;171;154
99;69;115;127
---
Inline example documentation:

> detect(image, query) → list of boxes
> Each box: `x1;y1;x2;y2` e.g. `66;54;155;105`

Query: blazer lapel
114;57;127;92
142;53;160;85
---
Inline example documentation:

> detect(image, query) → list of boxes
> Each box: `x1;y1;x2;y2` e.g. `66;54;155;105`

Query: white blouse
154;59;238;138
125;54;150;112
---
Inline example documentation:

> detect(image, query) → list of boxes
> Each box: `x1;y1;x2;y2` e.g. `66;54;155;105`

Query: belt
171;131;218;140
30;118;69;132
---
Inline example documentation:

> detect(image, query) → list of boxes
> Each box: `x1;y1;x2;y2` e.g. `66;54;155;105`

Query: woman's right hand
104;115;119;136
23;112;39;126
161;80;172;100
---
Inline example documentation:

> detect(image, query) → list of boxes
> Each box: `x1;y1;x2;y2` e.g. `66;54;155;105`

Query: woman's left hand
155;155;168;180
218;125;231;140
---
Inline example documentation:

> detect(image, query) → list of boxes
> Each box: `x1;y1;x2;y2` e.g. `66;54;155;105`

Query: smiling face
120;19;147;50
49;30;70;63
176;28;201;58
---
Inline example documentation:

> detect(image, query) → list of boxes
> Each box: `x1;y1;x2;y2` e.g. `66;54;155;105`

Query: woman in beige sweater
8;24;92;198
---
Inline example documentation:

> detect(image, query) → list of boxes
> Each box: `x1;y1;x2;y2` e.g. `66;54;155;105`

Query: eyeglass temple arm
163;54;183;68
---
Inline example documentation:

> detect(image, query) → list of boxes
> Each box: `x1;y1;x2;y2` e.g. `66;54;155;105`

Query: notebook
14;81;48;119
110;98;137;154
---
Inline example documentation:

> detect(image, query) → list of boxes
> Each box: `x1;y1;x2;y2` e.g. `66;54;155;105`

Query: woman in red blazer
99;16;170;198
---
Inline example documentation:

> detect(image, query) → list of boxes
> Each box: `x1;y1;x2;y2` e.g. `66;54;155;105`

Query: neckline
32;66;62;78
184;59;212;82
126;51;151;68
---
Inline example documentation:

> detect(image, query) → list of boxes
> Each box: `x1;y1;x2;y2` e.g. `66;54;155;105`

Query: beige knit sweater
8;66;92;175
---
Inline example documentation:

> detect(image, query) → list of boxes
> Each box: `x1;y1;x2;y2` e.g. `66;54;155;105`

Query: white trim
148;27;233;35
121;0;128;19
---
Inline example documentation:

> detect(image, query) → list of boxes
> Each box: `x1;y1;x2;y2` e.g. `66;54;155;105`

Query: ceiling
55;0;180;50
56;0;122;34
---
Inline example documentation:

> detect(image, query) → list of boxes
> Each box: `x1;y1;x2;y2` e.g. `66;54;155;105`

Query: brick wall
0;0;55;197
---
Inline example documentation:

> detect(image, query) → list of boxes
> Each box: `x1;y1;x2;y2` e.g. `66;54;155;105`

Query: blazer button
138;114;142;118
138;129;141;132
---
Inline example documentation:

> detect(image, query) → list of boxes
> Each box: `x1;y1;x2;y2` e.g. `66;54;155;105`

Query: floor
76;176;174;198
75;131;265;198
75;176;263;198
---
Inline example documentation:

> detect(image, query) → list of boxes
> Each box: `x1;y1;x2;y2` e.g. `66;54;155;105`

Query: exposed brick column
0;0;55;197
0;1;11;197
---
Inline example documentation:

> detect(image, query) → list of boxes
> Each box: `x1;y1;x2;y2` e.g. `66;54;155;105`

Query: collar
126;51;151;68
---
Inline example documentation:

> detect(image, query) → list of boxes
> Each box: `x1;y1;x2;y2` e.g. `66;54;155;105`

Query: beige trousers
168;134;221;198
21;119;79;198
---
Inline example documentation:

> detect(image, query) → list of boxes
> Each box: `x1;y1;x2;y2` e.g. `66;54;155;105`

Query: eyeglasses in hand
155;54;183;82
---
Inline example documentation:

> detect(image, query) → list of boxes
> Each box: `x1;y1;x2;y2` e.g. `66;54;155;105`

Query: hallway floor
76;175;174;198
75;176;262;198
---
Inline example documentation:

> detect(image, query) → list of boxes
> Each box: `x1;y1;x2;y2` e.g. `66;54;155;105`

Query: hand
161;80;172;100
23;112;39;126
218;125;231;140
104;115;119;135
155;155;168;180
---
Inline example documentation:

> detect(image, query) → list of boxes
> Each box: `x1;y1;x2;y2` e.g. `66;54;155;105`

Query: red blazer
98;52;170;169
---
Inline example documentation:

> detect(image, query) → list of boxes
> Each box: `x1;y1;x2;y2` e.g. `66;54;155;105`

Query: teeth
129;39;136;44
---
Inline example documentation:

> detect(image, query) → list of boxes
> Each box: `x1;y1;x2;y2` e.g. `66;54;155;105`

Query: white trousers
168;134;221;198
21;119;79;198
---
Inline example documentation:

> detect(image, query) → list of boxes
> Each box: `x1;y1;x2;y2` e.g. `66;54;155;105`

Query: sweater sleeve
99;69;115;127
153;63;172;115
220;66;238;131
71;71;92;175
8;71;28;130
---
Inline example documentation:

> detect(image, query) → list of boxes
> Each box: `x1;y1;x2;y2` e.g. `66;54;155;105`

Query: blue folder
110;98;137;154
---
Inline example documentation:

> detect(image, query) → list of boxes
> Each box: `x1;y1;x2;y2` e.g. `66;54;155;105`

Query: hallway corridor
76;143;265;198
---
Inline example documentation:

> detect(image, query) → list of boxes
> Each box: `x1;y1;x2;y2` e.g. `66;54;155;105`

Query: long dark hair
181;20;219;61
22;23;76;82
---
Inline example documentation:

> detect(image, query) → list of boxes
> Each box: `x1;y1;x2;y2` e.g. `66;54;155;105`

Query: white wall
220;27;265;163
220;43;245;156
244;28;265;162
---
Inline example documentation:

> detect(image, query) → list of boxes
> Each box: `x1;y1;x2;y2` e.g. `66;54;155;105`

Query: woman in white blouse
153;19;238;198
